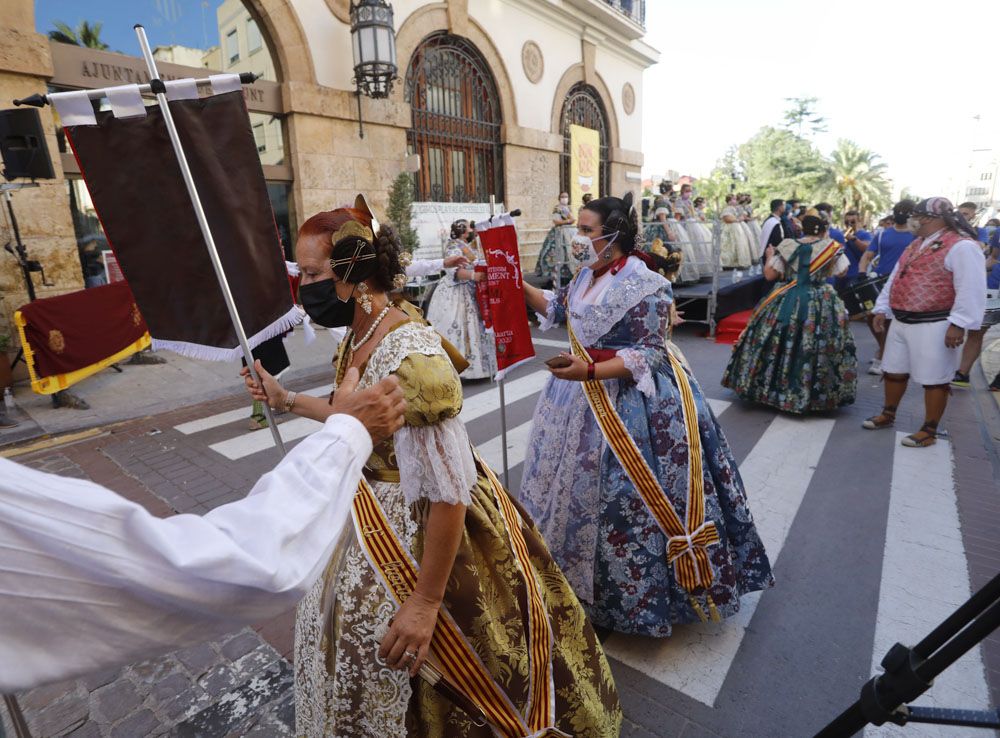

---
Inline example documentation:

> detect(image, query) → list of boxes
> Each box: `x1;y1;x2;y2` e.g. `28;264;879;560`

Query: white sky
640;0;1000;199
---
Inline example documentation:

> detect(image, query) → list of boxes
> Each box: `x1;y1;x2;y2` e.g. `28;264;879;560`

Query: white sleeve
945;240;988;330
394;416;477;506
759;219;776;255
536;288;558;331
872;263;898;316
406;258;445;278
0;414;372;692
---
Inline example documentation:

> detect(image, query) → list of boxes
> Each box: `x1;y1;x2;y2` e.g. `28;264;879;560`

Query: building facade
0;0;656;363
960;148;1000;220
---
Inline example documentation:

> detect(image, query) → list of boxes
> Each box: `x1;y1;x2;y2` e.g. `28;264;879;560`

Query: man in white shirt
864;198;986;447
0;367;404;692
759;199;789;261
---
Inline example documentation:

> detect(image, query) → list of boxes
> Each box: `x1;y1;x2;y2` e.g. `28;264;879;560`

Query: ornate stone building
0;0;656;358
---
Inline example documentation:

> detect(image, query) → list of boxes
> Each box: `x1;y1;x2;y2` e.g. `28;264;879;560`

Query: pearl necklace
350;303;392;353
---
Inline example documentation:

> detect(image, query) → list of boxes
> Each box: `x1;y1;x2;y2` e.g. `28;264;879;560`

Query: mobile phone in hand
545;355;572;369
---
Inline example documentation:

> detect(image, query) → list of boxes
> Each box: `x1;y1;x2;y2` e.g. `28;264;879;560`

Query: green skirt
722;282;858;414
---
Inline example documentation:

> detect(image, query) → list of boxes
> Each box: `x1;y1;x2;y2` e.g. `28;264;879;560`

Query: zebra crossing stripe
173;384;332;435
460;371;551;423
209;416;323;460
602;413;835;707
864;435;990;737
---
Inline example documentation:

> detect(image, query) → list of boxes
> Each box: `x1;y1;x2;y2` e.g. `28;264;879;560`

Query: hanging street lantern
350;0;398;138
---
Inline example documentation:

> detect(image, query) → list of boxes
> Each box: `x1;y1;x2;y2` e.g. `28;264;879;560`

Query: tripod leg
3;695;33;738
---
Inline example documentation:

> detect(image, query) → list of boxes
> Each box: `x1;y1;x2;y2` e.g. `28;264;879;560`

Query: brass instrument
844;225;856;240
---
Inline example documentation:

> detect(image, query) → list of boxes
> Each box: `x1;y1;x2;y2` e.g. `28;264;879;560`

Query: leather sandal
862;410;896;430
901;423;937;448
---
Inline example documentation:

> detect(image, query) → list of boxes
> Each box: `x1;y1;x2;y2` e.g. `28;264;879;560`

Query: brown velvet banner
63;90;296;361
14;282;151;394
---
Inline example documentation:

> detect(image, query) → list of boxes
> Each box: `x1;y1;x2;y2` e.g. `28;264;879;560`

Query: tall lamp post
350;0;398;139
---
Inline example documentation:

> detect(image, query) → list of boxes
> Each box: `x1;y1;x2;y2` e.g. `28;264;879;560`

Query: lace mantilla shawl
566;257;671;347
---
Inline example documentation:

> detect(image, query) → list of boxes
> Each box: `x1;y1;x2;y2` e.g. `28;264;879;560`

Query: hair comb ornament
330;220;374;247
354;193;380;234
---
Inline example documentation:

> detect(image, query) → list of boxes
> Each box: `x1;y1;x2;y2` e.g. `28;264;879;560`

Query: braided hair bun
299;204;406;292
582;192;640;253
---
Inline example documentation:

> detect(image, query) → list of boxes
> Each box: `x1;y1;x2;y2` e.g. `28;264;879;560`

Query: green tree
48;20;109;50
386;172;419;253
827;139;892;222
736;126;831;206
783;96;827;138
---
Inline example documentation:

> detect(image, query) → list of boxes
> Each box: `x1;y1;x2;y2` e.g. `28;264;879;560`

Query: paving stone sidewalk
0;324;338;446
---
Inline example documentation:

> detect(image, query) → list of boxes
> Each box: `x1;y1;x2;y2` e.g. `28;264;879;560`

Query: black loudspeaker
0;108;55;181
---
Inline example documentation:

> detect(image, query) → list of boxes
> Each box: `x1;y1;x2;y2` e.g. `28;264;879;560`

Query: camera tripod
816;571;1000;735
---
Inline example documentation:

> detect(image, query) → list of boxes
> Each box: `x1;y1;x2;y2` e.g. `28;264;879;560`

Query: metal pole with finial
489;195;511;489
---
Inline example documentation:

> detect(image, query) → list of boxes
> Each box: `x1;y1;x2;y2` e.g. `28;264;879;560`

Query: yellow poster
569;124;600;212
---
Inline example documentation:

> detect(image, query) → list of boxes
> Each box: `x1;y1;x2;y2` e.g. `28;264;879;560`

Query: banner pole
489;195;511;489
133;24;286;457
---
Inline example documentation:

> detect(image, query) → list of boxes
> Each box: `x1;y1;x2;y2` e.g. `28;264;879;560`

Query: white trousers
881;319;960;385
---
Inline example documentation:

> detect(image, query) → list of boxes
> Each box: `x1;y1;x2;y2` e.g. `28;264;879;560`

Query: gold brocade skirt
293;474;622;738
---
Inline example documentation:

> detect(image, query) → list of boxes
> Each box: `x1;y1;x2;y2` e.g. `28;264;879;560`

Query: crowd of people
3;191;776;738
3;180;999;737
727;194;997;446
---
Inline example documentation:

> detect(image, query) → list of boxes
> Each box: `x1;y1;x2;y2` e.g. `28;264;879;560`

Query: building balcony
602;0;645;27
561;0;646;39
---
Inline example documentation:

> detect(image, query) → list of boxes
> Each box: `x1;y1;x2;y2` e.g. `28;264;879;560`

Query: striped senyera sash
351;463;566;738
751;239;841;319
568;322;721;620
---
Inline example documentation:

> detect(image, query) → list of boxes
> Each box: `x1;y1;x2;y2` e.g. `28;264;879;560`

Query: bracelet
283;390;297;413
587;362;596;381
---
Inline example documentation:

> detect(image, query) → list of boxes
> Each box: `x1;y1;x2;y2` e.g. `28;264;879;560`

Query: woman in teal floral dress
722;214;858;414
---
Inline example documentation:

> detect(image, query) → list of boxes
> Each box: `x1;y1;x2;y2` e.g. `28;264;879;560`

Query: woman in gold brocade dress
245;198;620;738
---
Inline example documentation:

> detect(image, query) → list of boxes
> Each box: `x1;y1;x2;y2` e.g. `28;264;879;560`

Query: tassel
688;596;709;623
707;594;722;623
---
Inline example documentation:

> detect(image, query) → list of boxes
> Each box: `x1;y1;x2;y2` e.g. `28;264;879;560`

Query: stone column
281;80;410;242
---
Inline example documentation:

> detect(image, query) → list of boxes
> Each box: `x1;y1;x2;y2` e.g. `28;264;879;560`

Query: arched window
405;33;503;203
560;83;610;198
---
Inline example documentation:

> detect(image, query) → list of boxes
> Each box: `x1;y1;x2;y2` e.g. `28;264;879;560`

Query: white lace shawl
358;322;477;506
537;258;668;397
566;257;669;346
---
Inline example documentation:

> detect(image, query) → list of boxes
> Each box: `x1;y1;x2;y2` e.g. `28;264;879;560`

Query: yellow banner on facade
569;124;600;212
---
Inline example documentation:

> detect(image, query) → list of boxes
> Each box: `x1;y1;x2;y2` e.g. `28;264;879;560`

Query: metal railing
602;0;645;27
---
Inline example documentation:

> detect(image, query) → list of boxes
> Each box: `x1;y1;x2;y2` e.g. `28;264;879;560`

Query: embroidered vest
888;230;963;314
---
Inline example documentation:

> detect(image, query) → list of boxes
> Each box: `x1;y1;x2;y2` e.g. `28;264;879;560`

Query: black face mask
300;279;355;327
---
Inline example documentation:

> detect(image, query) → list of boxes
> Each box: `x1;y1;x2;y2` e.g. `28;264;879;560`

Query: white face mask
906;216;922;234
571;231;618;266
559;196;569;206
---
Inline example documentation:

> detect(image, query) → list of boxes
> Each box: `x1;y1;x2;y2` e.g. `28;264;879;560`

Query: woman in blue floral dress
722;214;858;414
520;193;773;637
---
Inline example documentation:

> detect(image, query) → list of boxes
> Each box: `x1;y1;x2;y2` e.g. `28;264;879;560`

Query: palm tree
828;139;892;221
48;20;109;50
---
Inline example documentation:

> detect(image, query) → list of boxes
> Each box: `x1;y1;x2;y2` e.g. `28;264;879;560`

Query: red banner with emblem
476;216;535;379
14;281;151;394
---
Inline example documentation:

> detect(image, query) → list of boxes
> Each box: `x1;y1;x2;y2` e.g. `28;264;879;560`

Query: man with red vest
864;197;986;446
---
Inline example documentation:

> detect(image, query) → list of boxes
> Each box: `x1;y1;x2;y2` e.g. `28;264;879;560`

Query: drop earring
357;282;373;314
